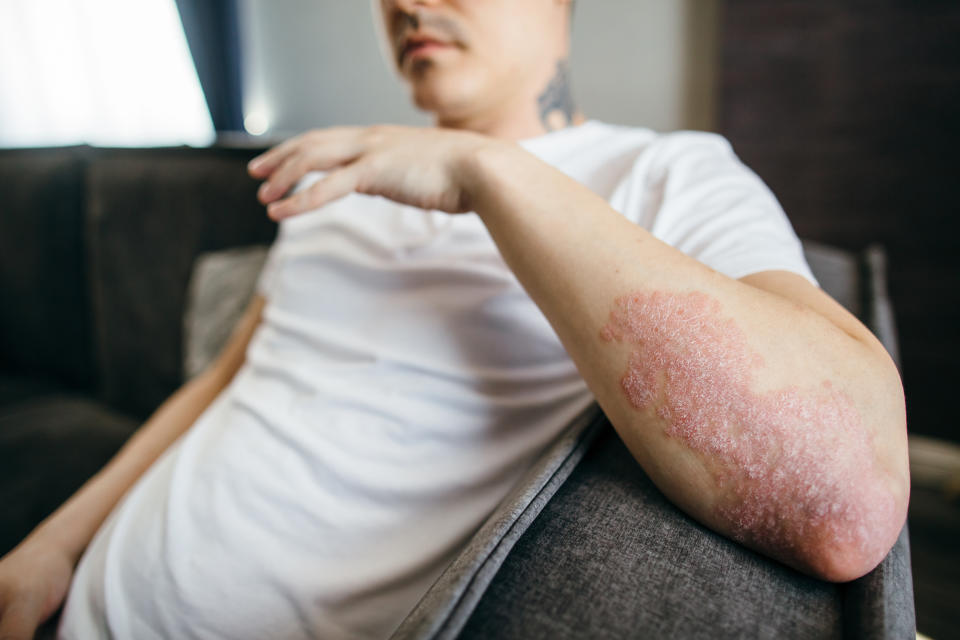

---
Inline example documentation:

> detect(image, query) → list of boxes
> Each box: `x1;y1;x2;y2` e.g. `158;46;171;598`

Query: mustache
390;9;467;64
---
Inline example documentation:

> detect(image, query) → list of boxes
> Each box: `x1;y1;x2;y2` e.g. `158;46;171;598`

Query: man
0;0;909;638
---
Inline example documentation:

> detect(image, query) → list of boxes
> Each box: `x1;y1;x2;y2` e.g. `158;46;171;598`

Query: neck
433;59;586;142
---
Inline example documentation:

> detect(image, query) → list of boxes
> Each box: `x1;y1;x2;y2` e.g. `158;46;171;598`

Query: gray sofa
0;146;915;638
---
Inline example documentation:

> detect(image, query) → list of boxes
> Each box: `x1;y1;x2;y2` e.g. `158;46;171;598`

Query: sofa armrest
393;240;915;639
392;404;605;639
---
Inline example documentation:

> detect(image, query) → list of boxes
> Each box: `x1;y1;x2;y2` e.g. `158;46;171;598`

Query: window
0;0;215;147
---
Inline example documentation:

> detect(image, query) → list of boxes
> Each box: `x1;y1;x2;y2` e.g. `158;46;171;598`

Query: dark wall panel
720;1;960;443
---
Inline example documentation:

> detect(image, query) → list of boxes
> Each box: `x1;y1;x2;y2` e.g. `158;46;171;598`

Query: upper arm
205;293;267;384
738;269;891;363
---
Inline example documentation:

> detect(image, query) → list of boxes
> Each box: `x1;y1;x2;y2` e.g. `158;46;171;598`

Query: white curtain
0;0;215;147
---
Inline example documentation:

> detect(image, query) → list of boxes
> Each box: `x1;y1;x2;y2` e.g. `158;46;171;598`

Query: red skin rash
599;290;897;575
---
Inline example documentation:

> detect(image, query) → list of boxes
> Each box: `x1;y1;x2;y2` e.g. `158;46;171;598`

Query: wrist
455;137;532;215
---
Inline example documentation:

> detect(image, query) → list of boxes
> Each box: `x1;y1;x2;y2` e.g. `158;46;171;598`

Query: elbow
810;371;910;583
803;476;910;583
807;528;902;584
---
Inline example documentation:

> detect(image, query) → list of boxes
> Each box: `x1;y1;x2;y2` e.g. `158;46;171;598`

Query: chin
406;61;487;120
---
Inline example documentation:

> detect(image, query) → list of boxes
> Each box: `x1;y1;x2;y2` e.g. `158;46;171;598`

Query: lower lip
405;42;452;61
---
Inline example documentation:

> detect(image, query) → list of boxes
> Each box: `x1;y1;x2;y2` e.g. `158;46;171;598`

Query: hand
247;125;499;220
0;541;75;640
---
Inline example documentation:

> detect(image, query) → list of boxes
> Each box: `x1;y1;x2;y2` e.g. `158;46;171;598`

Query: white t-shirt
59;121;815;640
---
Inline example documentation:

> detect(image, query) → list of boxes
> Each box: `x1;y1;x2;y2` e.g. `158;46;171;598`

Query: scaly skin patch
600;290;897;574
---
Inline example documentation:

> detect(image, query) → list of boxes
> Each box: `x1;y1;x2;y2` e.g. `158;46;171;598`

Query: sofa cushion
0;395;137;556
0;372;66;409
802;240;862;317
182;245;269;380
0;147;96;391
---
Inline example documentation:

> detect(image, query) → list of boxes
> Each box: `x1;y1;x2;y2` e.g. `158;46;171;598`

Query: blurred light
244;111;270;136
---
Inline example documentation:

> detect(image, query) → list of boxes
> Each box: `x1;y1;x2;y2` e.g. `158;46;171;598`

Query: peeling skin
600;290;897;575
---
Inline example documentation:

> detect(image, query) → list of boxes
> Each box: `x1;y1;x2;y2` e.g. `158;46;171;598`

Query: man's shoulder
581;121;736;162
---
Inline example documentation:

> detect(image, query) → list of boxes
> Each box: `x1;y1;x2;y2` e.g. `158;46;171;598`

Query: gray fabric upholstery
0;145;277;419
391;404;606;640
802;240;900;369
802;240;862;317
394;243;914;639
0;373;66;408
843;526;915;639
862;245;901;368
182;245;269;379
459;424;845;640
0;147;96;391
86;148;276;419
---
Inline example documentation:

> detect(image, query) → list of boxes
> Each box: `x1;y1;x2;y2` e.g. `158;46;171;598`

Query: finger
257;138;366;205
246;133;307;178
266;164;362;220
248;126;360;179
0;595;42;640
256;152;314;205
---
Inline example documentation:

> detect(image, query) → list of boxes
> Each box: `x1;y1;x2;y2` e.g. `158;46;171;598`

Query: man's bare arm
0;294;266;638
247;124;909;582
464;145;909;583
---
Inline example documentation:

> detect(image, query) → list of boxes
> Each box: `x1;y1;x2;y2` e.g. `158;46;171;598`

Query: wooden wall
719;1;960;442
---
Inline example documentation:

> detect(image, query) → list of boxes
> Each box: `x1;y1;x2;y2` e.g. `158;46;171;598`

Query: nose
384;0;445;40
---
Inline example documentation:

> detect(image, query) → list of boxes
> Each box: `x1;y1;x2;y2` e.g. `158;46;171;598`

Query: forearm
466;144;909;581
26;365;233;562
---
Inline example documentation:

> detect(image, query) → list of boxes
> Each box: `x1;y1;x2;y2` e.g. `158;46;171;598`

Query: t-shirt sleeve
638;131;817;285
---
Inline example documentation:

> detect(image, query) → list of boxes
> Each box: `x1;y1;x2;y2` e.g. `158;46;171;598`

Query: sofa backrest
0;147;904;425
85;147;276;419
0;146;276;419
0;147;96;392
